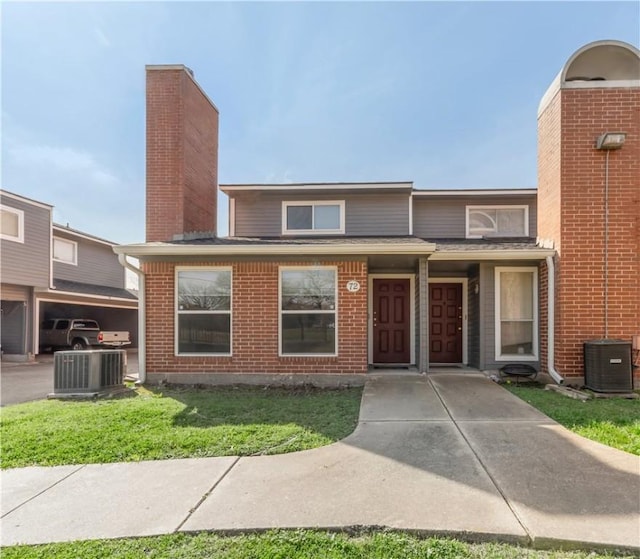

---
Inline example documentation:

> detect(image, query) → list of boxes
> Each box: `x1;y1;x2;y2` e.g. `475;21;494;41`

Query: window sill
495;355;538;362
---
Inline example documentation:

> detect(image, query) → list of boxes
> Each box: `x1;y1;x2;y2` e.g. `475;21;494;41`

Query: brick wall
144;259;369;375
537;90;563;253
538;86;640;378
146;66;219;242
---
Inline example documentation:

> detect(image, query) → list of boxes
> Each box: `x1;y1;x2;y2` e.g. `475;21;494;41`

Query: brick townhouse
115;39;639;387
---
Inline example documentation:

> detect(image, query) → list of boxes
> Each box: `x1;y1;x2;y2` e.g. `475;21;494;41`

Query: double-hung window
280;267;337;355
282;201;345;235
1;205;24;243
495;267;538;361
176;268;232;355
466;205;528;238
53;237;78;265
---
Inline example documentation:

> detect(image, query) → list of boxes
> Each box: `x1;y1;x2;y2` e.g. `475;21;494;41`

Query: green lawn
505;384;640;455
2;531;635;559
0;385;362;469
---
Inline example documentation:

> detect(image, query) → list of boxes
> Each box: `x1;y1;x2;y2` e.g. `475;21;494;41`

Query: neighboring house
115;40;639;386
0;190;138;360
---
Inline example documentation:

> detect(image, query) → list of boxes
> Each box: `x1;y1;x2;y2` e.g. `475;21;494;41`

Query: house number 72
346;280;361;293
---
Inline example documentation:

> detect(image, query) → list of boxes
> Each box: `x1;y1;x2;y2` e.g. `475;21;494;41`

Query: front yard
3;380;638;469
505;384;639;455
3;530;636;559
0;385;362;469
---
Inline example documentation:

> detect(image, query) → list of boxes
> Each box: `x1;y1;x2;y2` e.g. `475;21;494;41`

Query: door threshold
370;363;414;369
368;364;419;374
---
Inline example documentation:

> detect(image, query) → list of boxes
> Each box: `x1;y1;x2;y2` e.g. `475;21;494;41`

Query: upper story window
1;205;25;243
53;237;78;265
282;201;345;235
466;205;528;238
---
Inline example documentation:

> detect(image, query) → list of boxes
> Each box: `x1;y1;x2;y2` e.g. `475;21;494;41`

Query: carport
35;280;138;352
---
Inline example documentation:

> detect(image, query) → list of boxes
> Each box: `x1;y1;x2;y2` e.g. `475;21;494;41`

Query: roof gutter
430;249;555;261
118;254;146;384
113;242;437;258
546;255;564;385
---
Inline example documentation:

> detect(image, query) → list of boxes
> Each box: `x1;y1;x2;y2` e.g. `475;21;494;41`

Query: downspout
118;254;146;383
546;255;564;385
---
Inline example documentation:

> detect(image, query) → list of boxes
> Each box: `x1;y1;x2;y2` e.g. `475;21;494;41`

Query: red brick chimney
537;40;640;379
146;65;219;242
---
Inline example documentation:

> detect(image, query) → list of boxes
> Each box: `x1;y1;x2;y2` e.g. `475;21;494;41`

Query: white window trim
52;237;78;266
175;266;233;357
495;266;538;362
1;205;25;243
279;265;338;357
281;200;345;235
465;205;529;239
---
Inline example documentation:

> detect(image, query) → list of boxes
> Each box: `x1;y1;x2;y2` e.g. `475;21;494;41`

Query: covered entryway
370;276;413;365
429;282;463;363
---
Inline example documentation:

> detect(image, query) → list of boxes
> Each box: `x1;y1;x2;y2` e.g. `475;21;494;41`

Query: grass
2;531;636;559
0;385;362;469
505;384;640;455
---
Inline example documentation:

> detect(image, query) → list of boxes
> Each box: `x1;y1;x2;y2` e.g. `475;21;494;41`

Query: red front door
429;283;463;363
372;278;411;364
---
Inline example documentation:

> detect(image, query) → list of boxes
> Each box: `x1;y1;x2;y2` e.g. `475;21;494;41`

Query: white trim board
0;190;53;210
221;182;413;193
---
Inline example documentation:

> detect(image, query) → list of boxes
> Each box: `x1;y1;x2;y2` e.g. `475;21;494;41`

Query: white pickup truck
40;318;131;351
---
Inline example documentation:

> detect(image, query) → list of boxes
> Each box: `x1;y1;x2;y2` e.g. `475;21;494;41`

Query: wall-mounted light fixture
595;132;626;150
595;131;626;338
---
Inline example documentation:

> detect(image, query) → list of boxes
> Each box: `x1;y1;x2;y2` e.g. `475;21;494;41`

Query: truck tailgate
99;331;131;346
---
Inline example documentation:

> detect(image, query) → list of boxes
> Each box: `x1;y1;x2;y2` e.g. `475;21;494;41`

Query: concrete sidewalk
1;373;639;552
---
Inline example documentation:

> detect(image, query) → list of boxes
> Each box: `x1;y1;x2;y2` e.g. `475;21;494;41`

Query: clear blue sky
2;1;639;244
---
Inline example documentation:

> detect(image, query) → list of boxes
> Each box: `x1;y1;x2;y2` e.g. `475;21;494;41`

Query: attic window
466;206;528;238
53;237;78;265
282;201;345;235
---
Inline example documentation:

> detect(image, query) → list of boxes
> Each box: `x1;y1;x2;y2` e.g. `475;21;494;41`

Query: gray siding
412;195;537;239
1;283;30;301
467;266;480;368
479;262;540;371
1;285;35;355
234;192;410;237
53;229;125;289
0;194;51;288
1;300;27;353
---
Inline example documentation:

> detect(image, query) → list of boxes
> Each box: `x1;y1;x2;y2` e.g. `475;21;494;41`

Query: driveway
1;372;638;551
1;351;138;406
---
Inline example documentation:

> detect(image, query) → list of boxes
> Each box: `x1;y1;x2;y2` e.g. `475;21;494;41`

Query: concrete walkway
1;373;639;552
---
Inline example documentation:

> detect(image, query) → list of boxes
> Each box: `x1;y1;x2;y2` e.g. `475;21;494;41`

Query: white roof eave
113;242;438;258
